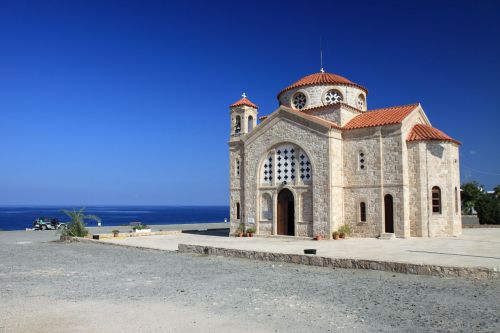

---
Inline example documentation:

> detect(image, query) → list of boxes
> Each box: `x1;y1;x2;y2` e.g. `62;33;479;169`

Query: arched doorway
384;194;394;233
277;189;294;236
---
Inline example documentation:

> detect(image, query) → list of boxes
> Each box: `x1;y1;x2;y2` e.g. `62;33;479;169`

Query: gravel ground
0;231;499;333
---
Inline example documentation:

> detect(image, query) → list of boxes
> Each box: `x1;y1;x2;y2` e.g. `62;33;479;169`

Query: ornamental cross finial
242;92;247;98
319;36;325;73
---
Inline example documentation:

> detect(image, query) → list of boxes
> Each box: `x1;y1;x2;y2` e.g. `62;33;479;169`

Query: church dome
278;71;368;97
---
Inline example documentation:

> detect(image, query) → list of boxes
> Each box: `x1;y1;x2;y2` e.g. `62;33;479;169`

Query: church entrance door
384;194;394;233
277;189;294;236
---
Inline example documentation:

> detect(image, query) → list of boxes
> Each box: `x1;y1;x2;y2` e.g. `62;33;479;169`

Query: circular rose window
325;90;343;105
292;92;306;109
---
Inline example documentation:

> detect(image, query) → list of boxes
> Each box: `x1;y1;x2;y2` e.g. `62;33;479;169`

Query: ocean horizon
0;205;230;231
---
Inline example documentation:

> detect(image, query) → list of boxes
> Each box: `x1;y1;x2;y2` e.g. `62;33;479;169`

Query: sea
0;206;230;231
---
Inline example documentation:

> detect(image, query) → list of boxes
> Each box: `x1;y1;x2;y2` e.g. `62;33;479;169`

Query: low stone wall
178;244;499;280
92;230;181;240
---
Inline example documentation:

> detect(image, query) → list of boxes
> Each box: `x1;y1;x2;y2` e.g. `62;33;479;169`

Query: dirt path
0;231;498;332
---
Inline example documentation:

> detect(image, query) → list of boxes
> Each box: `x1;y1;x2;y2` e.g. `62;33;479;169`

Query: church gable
401;105;431;134
243;106;337;146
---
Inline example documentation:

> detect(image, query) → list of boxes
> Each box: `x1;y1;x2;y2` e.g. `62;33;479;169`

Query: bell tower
228;93;258;235
229;93;258;137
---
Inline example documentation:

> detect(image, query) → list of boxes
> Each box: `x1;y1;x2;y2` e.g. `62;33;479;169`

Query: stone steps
378;233;395;240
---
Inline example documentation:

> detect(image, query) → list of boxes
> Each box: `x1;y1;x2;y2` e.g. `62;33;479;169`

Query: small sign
247;217;255;224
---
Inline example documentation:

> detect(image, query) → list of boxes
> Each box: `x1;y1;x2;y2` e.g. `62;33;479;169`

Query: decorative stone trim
178;244;500;280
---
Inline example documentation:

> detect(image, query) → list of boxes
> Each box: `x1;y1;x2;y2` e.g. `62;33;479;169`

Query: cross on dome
242;92;247;98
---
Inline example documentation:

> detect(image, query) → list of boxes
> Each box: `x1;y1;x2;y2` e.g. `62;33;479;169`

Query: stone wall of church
407;143;424;237
306;105;360;127
229;142;243;234
258;191;273;235
297;188;313;237
278;85;367;111
343;187;381;237
229;190;241;234
243;116;332;238
407;141;462;237
329;134;344;234
342;125;407;237
309;107;341;123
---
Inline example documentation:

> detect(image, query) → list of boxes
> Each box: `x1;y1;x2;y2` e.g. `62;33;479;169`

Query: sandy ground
101;228;500;269
0;229;499;333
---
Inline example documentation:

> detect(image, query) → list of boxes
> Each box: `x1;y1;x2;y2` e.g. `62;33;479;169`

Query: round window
325;90;343;105
292;92;307;110
357;94;365;109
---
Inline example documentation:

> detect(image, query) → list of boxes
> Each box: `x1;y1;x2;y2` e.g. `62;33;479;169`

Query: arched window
235;116;241;134
260;144;312;186
455;187;458;213
358;151;366;170
432;186;441;214
236;202;240;220
248;115;254;131
357;94;365;109
360;202;367;222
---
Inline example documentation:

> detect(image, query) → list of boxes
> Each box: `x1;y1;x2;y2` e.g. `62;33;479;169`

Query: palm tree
60;208;101;237
494;185;500;198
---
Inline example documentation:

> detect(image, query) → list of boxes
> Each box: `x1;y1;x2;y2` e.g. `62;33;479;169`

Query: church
228;69;462;239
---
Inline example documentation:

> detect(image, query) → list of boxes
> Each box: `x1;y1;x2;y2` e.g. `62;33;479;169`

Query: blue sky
0;0;499;205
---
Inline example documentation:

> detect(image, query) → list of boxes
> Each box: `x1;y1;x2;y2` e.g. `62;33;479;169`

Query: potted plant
112;230;120;237
332;231;340;240
236;222;245;237
338;224;352;239
132;224;151;233
313;235;323;241
246;227;256;237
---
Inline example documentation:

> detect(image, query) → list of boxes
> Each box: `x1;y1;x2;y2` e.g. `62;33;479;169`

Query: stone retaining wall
178;243;499;280
92;230;181;240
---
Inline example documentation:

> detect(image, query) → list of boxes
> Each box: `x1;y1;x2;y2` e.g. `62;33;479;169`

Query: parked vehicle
32;217;66;230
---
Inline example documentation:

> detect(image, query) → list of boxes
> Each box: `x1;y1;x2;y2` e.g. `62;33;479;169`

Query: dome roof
278;71;368;96
229;96;258;109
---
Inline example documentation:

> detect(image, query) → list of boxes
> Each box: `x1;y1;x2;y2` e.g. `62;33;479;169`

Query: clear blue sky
1;0;499;205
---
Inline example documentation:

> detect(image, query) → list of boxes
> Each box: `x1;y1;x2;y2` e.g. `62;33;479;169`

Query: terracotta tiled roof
343;103;420;130
229;97;258;109
407;124;460;145
278;72;368;96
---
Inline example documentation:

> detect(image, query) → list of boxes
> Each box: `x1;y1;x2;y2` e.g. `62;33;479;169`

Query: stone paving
99;228;500;271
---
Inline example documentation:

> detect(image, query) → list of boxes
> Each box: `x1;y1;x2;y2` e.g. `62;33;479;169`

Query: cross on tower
242;92;247;98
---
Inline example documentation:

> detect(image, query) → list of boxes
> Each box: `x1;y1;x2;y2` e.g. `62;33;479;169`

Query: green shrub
338;224;352;236
132;224;149;230
246;227;256;234
476;195;500;225
237;222;245;233
59;208;100;237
